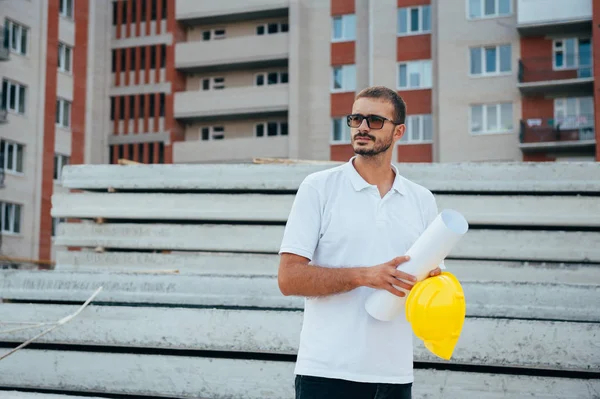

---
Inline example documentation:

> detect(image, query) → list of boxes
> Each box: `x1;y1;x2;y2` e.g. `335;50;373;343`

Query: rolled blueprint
365;209;469;322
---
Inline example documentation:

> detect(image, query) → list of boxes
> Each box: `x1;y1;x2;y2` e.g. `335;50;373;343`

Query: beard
352;131;394;157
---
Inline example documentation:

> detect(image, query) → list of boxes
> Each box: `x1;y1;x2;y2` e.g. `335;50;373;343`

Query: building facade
0;0;598;262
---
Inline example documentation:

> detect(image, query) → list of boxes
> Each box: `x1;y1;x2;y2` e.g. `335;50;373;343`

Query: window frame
202;28;226;41
59;0;74;19
397;5;431;36
330;117;352;144
553;96;595;129
1;201;22;234
254;71;289;86
469;102;514;135
54;153;70;181
552;38;592;71
467;0;512;20
58;42;73;73
331;64;357;93
469;43;512;77
200;126;225;141
398;114;433;144
397;60;433;90
201;76;225;91
1;139;25;174
5;19;29;56
256;22;289;35
2;79;27;114
56;98;72;129
331;14;356;42
254;121;288;138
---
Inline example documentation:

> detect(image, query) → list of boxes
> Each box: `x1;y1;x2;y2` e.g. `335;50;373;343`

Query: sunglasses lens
368;116;385;129
347;115;363;128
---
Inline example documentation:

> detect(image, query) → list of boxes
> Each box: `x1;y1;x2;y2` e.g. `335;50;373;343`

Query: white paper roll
364;209;469;322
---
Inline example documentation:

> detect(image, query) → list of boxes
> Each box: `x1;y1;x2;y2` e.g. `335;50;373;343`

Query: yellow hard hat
405;271;466;360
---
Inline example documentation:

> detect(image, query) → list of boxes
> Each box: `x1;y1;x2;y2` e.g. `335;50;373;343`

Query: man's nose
358;118;370;131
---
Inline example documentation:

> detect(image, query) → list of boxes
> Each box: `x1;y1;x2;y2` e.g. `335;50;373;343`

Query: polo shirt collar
345;156;407;195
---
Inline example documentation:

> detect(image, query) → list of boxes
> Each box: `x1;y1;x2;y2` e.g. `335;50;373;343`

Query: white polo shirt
279;156;442;384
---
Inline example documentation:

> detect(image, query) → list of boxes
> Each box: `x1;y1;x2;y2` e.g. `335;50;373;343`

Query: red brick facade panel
397;89;432;115
397;34;431;61
397;143;432;162
330;144;356;161
331;41;356;65
398;0;430;6
331;92;356;117
331;0;355;15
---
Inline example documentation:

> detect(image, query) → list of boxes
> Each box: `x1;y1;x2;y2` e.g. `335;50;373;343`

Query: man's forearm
278;262;365;297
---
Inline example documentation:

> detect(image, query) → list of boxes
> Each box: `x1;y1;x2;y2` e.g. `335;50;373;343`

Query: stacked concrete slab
0;161;599;398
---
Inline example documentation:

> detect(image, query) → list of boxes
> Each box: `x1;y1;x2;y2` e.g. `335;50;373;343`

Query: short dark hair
355;86;407;125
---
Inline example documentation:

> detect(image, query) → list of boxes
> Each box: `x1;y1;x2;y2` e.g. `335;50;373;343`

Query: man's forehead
352;97;394;115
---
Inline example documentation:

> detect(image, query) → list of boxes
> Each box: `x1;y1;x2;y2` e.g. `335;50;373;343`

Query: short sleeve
424;192;446;270
278;181;322;261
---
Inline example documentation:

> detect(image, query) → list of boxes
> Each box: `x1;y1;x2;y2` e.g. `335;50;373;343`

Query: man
277;86;442;399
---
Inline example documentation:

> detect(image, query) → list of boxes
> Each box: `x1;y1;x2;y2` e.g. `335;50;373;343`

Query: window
470;102;513;134
202;28;226;40
398;5;431;35
256;22;288;35
399;115;433;143
59;0;73;18
332;14;356;41
468;0;511;19
2;79;26;114
56;98;71;128
1;202;21;234
1;140;24;173
331;65;356;92
331;118;351;143
554;97;594;129
58;42;72;73
201;77;225;90
397;60;432;89
54;154;70;180
52;217;66;236
553;38;592;75
5;19;28;55
255;71;288;86
470;44;511;76
201;126;225;141
255;122;288;137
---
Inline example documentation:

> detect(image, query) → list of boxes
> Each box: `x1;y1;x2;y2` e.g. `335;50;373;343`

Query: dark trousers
295;375;412;399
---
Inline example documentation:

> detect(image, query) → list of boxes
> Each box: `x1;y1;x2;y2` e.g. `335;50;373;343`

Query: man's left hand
428;267;442;277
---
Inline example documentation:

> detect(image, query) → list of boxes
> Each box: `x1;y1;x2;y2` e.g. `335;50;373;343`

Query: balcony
173;135;289;163
517;0;592;36
176;33;289;73
176;0;288;25
517;56;594;95
519;115;596;152
174;85;289;123
0;26;9;61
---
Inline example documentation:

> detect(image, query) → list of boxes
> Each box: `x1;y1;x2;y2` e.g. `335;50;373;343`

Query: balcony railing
0;26;9;61
518;55;593;83
519;114;595;145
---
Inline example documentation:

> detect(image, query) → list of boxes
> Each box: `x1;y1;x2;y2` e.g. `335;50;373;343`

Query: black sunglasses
346;114;399;130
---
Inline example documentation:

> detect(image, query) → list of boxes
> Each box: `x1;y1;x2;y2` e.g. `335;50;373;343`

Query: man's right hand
359;256;416;297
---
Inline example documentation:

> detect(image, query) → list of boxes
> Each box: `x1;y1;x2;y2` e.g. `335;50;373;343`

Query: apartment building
0;0;598;263
516;0;599;161
0;0;121;263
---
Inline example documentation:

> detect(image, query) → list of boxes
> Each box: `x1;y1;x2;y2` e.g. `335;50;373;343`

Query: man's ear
394;124;406;141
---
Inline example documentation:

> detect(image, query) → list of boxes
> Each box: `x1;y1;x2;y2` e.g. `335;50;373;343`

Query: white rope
0;323;53;335
0;286;103;362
